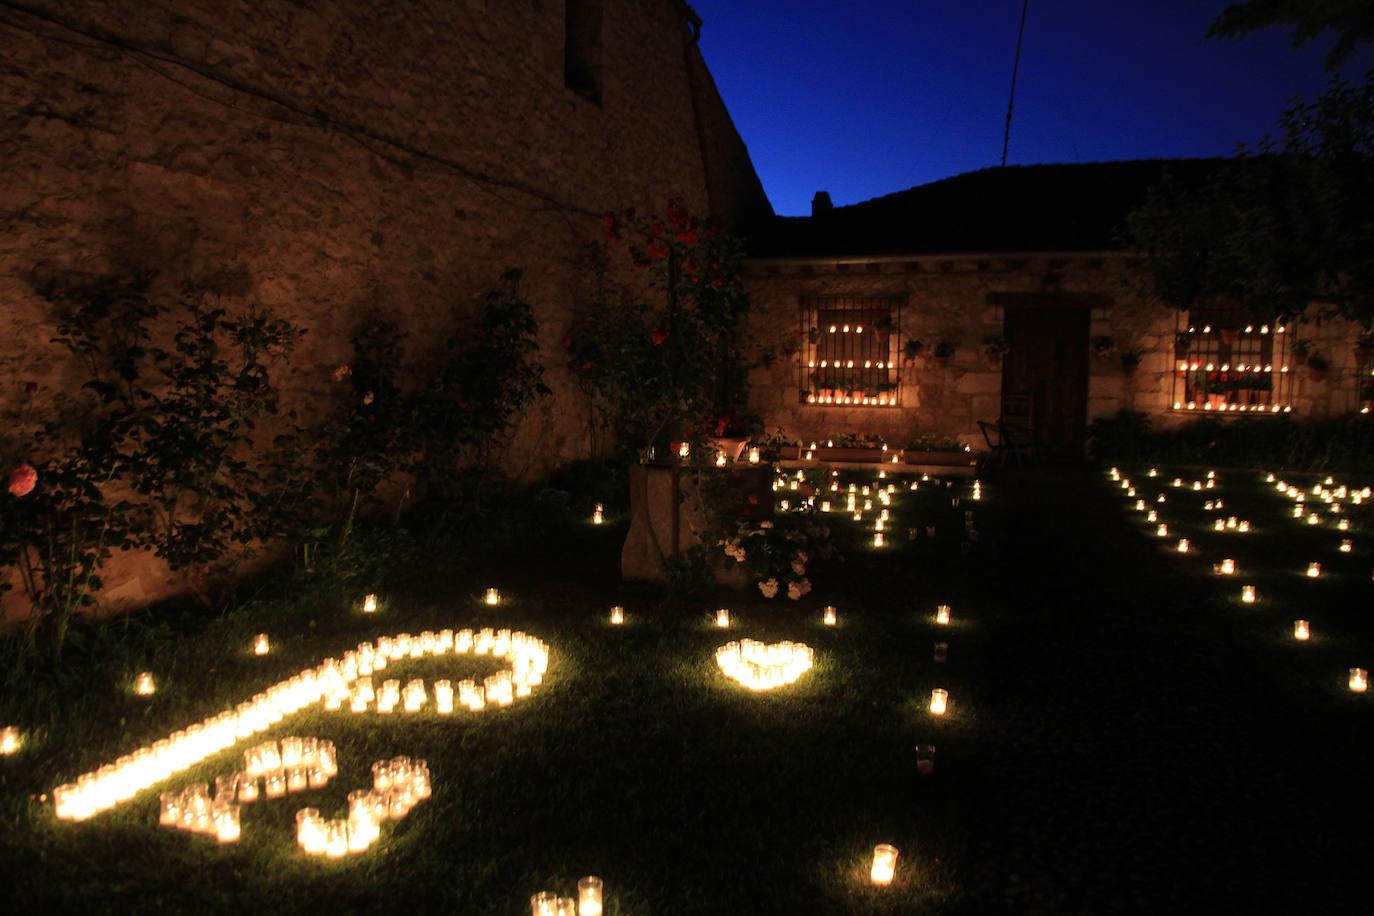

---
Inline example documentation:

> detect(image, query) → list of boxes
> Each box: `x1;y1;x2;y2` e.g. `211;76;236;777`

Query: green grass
2;467;1373;913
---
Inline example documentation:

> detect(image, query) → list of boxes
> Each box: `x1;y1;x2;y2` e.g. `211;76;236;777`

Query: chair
978;418;1032;469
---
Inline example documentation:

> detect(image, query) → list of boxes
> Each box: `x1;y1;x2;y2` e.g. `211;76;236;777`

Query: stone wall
0;0;768;617
743;254;1368;447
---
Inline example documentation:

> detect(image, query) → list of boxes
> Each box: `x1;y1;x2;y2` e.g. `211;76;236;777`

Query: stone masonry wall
744;254;1367;448
0;0;766;617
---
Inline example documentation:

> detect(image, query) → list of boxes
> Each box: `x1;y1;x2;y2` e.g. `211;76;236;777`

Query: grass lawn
2;465;1373;913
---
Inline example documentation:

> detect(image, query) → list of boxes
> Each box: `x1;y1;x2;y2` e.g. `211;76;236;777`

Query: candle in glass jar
748;446;760;464
823;606;837;626
362;593;378;614
265;771;286;798
870;843;899;885
1216;558;1236;575
531;893;558;916
715;608;731;628
1241;585;1257;604
134;672;156;696
1155;523;1168;537
434;680;454;715
1176;539;1190;553
253;633;270;656
1306;562;1321;578
929;688;948;715
286;767;307;793
1350;668;1368;693
592;503;604;525
214;806;241;843
577;876;603;916
484;588;501;606
873;532;885;547
935;605;951;625
1340;539;1353;553
610;606;625;625
238;775;259;803
0;726;20;755
1294;620;1310;641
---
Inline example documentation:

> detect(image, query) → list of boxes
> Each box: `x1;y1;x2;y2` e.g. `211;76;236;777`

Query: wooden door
1001;306;1090;461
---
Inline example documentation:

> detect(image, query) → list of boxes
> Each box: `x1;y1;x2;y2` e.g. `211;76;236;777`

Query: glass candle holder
610;606;625;625
823;606;837;626
238;774;259;803
1241;585;1257;604
715;608;731;628
873;532;885;547
0;726;21;755
308;766;328;789
264;771;286;799
253;633;270;655
1216;558;1236;576
935;605;951;625
577;876;604;916
159;791;180;826
530;894;558;916
1176;539;1190;553
1155;524;1168;537
1294;620;1310;641
1306;562;1321;578
870;843;899;885
214;806;241;843
748;446;760;463
134;672;156;696
434;680;454;714
929;688;949;716
1340;539;1353;553
1350;668;1368;693
325;820;348;859
485;588;501;606
362;593;378;614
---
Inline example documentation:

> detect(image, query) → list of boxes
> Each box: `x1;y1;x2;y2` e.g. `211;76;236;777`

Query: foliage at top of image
1208;0;1374;70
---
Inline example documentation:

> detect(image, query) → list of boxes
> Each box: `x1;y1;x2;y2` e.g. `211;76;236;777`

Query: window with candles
799;295;903;406
1171;306;1294;413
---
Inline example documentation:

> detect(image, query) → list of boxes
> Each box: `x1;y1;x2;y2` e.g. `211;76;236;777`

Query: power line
1001;0;1030;167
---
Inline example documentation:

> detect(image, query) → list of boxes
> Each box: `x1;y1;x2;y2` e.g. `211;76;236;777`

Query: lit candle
592;503;604;525
823;606;837;626
1351;668;1368;693
935;605;951;625
0;726;20;755
870;843;899;885
1340;539;1353;553
362;593;378;614
214;806;241;843
1306;562;1321;578
929;688;948;715
1338;518;1351;531
748;446;760;464
1155;524;1168;538
577;876;604;916
531;893;558;916
253;633;270;656
715;608;731;628
1241;585;1256;604
485;588;501;606
238;775;259;803
1294;620;1310;641
265;771;286;798
134;672;156;696
1216;558;1236;575
873;532;885;547
1176;539;1190;553
610;606;625;625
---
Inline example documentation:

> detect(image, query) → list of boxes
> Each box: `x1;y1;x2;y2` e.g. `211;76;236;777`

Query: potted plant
981;335;1009;367
933;340;956;365
1307;352;1330;383
1120;346;1143;375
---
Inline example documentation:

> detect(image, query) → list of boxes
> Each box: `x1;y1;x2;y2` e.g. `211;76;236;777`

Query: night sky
691;0;1373;215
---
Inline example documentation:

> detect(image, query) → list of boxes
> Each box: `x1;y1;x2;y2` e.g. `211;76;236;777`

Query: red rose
8;463;37;497
650;329;668;345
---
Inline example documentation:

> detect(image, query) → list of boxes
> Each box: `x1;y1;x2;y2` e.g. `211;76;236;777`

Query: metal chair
978;418;1032;469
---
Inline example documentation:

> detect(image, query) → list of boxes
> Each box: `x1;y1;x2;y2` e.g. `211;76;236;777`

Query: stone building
0;0;770;615
744;160;1370;458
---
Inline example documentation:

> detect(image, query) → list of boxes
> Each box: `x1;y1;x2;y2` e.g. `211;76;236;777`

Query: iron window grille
799;295;903;407
1171;308;1293;414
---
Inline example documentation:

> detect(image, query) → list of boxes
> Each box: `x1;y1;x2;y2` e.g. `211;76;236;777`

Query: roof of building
747;157;1227;259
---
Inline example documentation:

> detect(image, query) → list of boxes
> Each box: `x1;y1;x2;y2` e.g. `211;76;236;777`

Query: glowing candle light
531;893;558;916
1307;513;1321;525
485;588;501;606
1147;510;1158;523
677;441;690;460
134;672;156;696
929;688;948;715
362;594;378;614
238;775;259;803
214;806;241;843
609;606;625;625
0;726;20;755
1241;585;1257;604
823;606;837;626
592;503;604;525
1338;518;1351;531
265;771;286;799
715;608;731;628
870;843;899;885
253;634;270;656
1155;524;1168;538
873;532;885;547
1294;620;1310;641
748;446;760;464
715;451;727;467
1216;558;1236;576
1307;562;1322;578
1176;539;1190;553
935;604;951;625
1350;668;1368;693
1237;521;1250;533
577;876;604;916
1341;539;1353;553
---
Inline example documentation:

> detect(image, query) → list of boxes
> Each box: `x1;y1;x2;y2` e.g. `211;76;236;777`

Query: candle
929;688;948;715
873;532;885;547
434;679;454;715
715;608;731;628
1241;585;1256;604
1155;524;1168;537
531;893;558;916
610;606;625;625
362;593;378;614
1216;558;1236;576
265;771;286;799
935;605;951;625
134;672;156;696
1338;518;1351;531
238;775;259;803
592;503;604;525
0;726;20;755
1176;539;1190;553
324;820;348;858
1340;539;1353;553
577;876;604;916
214;806;241;843
1294;620;1310;641
1147;510;1158;523
870;843;899;885
1350;668;1368;693
1306;562;1321;578
253;633;270;656
484;587;501;606
823;606;837;626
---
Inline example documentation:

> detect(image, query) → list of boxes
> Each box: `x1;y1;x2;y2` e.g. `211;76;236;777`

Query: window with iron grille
1171;306;1294;413
799;295;903;406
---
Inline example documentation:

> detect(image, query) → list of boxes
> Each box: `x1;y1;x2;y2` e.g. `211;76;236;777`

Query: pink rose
8;463;37;497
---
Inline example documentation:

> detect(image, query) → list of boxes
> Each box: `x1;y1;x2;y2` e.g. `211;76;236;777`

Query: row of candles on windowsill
1114;466;1371;693
50;625;548;822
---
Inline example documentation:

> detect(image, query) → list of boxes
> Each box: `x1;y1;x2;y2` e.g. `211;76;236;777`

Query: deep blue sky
691;0;1372;215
